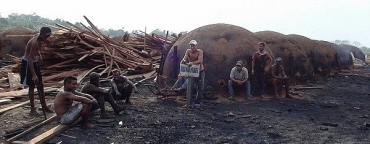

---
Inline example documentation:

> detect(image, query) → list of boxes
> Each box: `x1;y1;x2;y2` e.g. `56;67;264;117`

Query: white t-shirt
230;67;248;80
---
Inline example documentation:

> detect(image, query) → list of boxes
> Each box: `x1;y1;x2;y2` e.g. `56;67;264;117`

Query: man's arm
251;53;256;74
181;49;189;64
264;54;272;72
122;76;139;92
110;80;120;94
190;50;203;65
64;92;94;104
81;84;109;95
280;66;287;78
240;69;249;83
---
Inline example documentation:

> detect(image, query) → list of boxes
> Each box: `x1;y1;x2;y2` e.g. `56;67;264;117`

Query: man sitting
266;57;291;98
54;76;97;128
110;69;139;105
80;72;124;118
228;60;251;100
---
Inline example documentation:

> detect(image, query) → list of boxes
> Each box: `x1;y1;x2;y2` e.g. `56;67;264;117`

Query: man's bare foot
44;107;54;113
261;95;267;99
29;110;41;116
82;123;94;129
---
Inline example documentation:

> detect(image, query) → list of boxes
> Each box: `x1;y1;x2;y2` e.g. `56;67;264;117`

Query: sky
1;0;370;47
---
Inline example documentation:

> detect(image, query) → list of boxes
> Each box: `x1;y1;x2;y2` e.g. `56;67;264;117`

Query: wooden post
173;46;178;79
186;77;192;109
144;27;146;51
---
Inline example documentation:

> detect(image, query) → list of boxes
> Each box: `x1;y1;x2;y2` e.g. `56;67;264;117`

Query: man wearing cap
266;57;291;98
251;42;272;99
174;40;205;108
80;72;124;118
20;27;53;115
228;60;251;100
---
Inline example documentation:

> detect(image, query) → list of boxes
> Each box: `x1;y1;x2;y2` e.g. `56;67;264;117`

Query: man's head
89;72;100;84
258;42;265;52
39;27;52;41
235;60;243;70
64;76;78;91
189;40;197;52
112;69;121;80
275;57;283;65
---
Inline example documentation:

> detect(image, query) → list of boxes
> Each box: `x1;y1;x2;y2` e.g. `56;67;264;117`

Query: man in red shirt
251;42;272;99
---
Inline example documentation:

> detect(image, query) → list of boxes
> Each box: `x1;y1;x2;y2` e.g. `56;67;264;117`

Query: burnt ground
1;65;370;144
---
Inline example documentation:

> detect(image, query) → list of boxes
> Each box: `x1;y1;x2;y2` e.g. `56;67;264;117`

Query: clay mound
339;44;365;62
314;40;339;76
328;43;353;68
0;26;36;58
254;31;310;82
162;23;263;88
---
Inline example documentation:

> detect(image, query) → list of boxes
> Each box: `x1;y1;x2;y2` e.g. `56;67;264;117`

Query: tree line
0;13;186;38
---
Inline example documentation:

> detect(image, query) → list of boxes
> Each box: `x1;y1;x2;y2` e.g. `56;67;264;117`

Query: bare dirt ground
1;65;370;144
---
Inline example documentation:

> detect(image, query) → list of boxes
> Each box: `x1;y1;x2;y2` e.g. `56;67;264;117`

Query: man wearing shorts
54;76;97;128
20;27;53;115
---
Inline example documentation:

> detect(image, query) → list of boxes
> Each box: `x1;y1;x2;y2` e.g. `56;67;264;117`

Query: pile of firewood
9;16;175;85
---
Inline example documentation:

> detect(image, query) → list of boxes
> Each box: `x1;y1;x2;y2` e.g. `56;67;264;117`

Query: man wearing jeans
228;61;251;100
251;42;272;99
174;40;205;108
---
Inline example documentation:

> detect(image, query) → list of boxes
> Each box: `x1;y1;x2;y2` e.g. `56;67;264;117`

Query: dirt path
1;66;370;143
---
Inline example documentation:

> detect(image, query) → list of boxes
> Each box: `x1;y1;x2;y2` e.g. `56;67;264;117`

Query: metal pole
186;77;192;109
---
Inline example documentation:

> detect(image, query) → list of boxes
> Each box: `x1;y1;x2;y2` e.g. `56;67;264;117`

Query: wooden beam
0;87;59;98
6;115;57;143
0;101;30;114
26;118;81;144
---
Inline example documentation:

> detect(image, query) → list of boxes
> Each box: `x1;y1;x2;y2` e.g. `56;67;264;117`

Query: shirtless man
110;69;139;105
174;40;205;108
20;27;53;115
80;72;124;118
54;76;97;128
266;57;291;98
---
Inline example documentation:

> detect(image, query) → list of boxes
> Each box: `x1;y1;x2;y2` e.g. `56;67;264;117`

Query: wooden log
293;86;324;90
5;115;57;143
0;99;11;104
43;69;82;82
0;87;59;98
0;101;30;114
46;58;78;69
26;118;82;144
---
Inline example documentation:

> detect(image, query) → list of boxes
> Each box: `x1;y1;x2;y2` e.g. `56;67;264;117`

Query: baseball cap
40;27;52;36
236;61;243;66
89;72;100;80
276;57;283;62
189;40;197;45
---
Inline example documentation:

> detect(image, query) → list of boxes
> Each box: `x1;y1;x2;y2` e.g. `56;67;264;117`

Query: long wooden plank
6;115;57;143
0;101;30;114
26;118;82;144
0;87;59;98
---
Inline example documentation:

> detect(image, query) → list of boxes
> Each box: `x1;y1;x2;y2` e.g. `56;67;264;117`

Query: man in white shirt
228;61;251;100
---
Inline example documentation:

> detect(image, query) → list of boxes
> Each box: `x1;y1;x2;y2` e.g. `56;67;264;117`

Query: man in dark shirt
80;72;124;118
266;57;291;98
110;69;138;105
251;42;272;99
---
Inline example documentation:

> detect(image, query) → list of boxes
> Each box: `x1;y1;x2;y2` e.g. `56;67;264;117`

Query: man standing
174;40;205;108
20;27;53;115
80;72;124;118
228;61;251;100
251;42;272;99
54;76;97;128
110;69;139;105
266;57;291;98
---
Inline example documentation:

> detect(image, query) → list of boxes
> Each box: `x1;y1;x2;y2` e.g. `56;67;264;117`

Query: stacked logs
9;16;174;85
